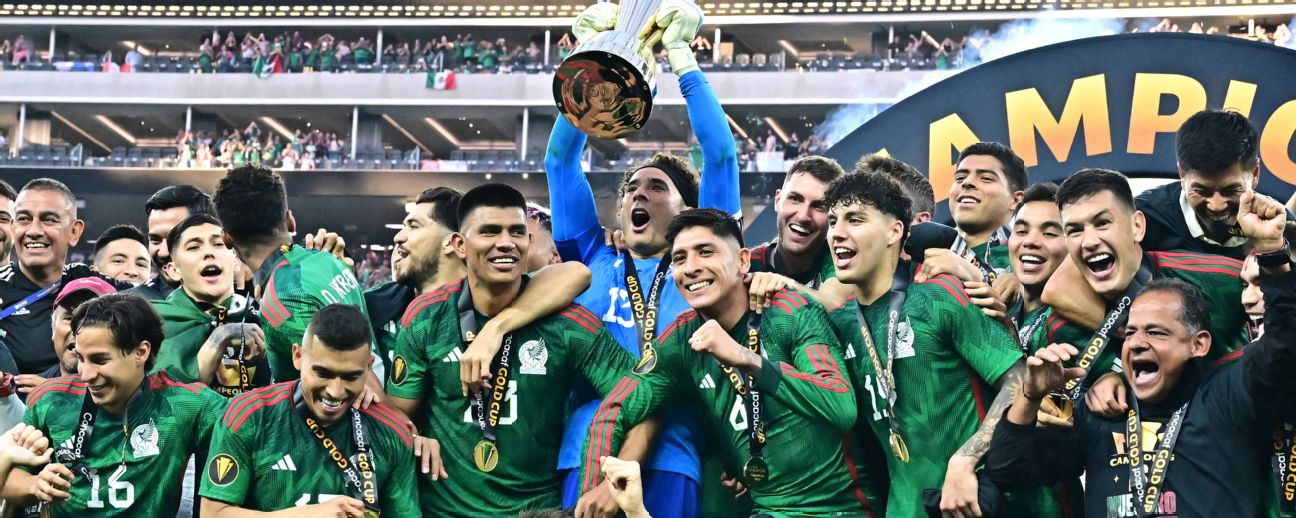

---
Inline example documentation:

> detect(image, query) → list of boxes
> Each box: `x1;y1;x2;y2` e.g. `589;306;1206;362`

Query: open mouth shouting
833;245;857;270
629;208;652;233
1083;251;1117;281
199;263;225;284
1128;357;1160;392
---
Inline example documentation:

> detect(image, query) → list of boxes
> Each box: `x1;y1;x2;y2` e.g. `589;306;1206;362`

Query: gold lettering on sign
1005;74;1112;167
1127;73;1207;154
928;113;981;202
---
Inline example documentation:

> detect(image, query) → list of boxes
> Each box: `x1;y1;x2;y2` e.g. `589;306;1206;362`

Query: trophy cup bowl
553;0;663;139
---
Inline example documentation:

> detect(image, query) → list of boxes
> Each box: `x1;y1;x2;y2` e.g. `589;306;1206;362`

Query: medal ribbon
1274;423;1296;516
853;266;911;459
1126;397;1188;517
1062;259;1154;401
624;254;670;368
203;301;252;394
1015;309;1050;357
293;383;380;515
457;281;514;447
0;282;59;321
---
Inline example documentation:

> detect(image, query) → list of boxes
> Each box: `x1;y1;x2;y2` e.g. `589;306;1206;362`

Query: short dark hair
620;153;700;208
854;154;933;216
666;208;744;248
1135;278;1210;335
94;224;148;257
165;213;224;255
456;183;528;232
825;173;913;246
415;187;462;230
1016;182;1060;214
786;155;845;185
71;293;164;370
144;185;215;218
1056;168;1134;213
957;142;1028;193
0;180;15;203
1176;109;1259;178
306;304;372;352
19;178;77;217
213;165;288;244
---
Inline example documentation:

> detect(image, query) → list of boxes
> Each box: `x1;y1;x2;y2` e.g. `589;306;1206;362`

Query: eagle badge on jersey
519;339;548;375
130;419;160;459
895;318;916;359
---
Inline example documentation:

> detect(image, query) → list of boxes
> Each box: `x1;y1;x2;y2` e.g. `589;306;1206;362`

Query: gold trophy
553;0;668;139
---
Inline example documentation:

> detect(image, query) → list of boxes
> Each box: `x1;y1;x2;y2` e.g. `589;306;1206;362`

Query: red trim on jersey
224;383;295;429
1057;481;1076;518
229;391;293;432
560;307;600;335
583;377;638;492
28;378;87;406
569;306;602;328
1151;251;1243;268
782;290;809;307
772;291;805;309
658;311;700;343
769;300;795;315
261;260;293;328
969;369;988;422
359;403;414;448
781;346;850;393
927;274;970;306
400;284;462;330
149;372;204;393
1213;347;1245;366
1047;314;1066;343
1155;261;1241;277
839;437;878;517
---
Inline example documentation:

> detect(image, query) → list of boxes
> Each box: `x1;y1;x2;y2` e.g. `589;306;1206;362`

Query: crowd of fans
172;123;345;170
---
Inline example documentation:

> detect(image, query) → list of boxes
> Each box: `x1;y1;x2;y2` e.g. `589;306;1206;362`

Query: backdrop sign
826;33;1296;214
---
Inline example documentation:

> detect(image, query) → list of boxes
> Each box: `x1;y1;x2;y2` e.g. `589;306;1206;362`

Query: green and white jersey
387;279;637;517
151;289;273;397
254;244;371;382
23;373;227;517
749;241;837;290
583;289;873;518
199;381;420;516
828;274;1020;518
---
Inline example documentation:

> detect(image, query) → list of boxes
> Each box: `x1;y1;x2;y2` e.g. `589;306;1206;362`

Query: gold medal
889;429;910;463
363;511;381;518
742;456;769;485
1043;393;1075;421
473;440;500;472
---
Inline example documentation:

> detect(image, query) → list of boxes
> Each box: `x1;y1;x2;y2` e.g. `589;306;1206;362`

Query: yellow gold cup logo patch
208;453;240;486
392;356;408;385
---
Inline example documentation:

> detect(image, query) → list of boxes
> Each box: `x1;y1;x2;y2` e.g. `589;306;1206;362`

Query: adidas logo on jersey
845;343;857;360
699;374;716;389
441;347;463;363
272;454;297;471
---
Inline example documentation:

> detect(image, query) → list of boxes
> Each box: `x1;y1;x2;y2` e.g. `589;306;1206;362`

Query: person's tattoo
953;362;1025;462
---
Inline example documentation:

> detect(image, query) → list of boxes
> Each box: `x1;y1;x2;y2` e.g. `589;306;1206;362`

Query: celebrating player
200;304;419;517
2;293;226;516
748;156;844;291
213;164;374;384
133;185;216;301
151;213;270;396
823;173;1026;517
386;184;642;517
541;2;740;514
582;208;869;516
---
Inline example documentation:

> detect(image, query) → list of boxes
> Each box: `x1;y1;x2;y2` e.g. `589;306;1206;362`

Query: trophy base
553;32;656;139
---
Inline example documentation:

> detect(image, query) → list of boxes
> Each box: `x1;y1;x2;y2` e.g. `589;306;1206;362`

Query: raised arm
679;70;740;217
544;117;603;263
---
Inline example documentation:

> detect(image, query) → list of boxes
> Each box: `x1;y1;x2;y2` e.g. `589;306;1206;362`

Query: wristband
1255;241;1291;269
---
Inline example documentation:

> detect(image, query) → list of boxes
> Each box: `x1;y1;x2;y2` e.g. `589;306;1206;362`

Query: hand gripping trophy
553;0;704;139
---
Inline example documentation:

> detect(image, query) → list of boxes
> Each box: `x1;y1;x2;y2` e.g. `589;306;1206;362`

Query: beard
395;254;439;288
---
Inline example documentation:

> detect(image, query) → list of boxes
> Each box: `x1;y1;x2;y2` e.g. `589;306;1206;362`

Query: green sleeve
579;335;685;494
264;294;316;382
758;297;857;432
194;389;230;448
573;321;638;396
385;310;432;400
936;279;1021;385
198;412;254;505
380;430;420;517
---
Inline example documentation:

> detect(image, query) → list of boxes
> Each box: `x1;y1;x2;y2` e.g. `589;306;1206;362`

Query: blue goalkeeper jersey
548;69;739;483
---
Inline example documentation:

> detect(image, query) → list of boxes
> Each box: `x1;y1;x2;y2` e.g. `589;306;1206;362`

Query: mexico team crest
895;318;916;359
519;339;548;375
130;419;160;459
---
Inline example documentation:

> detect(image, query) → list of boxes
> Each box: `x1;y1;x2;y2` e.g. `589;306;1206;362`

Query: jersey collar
253;244;293;293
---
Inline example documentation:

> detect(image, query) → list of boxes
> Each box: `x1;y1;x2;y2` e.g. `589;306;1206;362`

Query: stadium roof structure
1;0;1294;24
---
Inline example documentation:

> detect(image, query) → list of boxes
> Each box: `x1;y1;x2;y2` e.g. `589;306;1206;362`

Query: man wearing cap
13;277;116;394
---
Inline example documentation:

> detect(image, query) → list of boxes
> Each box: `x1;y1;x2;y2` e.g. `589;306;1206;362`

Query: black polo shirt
0;263;131;374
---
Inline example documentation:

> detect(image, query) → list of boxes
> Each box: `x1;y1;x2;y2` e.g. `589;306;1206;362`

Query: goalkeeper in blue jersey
458;2;739;516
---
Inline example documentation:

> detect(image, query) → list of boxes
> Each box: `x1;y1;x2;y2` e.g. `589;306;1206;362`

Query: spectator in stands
0;40;11;66
281;145;299;170
784;133;801;160
10;36;29;66
124;44;143;72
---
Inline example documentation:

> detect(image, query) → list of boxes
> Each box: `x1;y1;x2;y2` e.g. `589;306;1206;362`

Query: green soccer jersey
968;241;1011;277
583;290;873;518
199;381;420;516
23;373;227;517
1146;250;1249;362
386;279;638;517
255;244;372;382
749;241;837;290
152;289;273;397
828;274;1021;518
